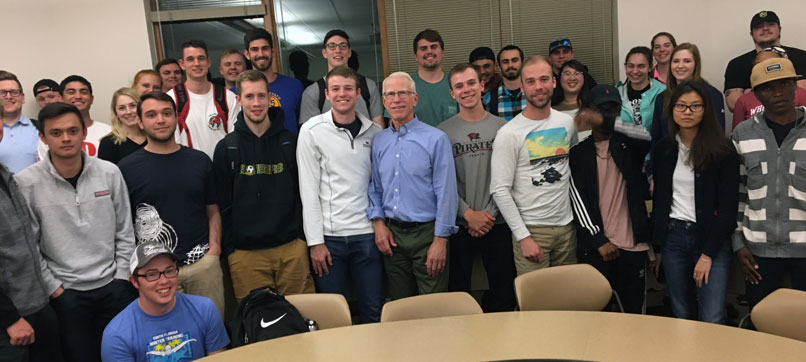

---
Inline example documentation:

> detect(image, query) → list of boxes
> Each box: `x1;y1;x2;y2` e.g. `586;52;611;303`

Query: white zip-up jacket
14;152;135;294
297;110;381;246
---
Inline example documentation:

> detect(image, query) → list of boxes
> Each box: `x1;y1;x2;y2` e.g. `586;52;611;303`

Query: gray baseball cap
129;241;178;275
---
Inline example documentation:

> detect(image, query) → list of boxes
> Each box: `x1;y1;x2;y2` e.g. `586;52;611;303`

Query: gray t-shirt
437;112;507;225
298;76;383;125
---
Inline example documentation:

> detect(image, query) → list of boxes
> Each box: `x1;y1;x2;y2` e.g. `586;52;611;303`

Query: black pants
747;256;806;308
579;248;646;313
448;223;516;312
49;279;137;362
0;305;63;362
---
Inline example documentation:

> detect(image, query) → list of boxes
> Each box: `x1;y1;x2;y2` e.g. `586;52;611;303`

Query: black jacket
213;109;304;254
569;131;651;257
651;137;739;258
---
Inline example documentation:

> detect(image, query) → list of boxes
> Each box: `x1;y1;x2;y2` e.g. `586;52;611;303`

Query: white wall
6;1;153;124
616;1;806;91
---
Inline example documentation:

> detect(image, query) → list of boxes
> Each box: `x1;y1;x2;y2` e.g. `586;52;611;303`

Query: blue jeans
662;219;731;324
314;233;383;323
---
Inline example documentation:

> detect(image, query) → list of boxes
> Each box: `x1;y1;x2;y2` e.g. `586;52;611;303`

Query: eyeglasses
561;71;583;77
673;103;705;113
326;42;349;50
0;89;22;97
134;267;178;282
382;90;414;99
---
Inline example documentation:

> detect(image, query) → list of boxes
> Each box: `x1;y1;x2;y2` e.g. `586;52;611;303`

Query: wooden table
201;311;805;361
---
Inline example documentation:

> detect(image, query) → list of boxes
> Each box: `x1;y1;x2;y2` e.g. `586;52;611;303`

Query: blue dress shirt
367;118;459;237
0;115;39;173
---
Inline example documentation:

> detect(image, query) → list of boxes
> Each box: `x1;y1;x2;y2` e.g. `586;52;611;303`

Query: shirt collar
390;117;422;135
4;114;32;127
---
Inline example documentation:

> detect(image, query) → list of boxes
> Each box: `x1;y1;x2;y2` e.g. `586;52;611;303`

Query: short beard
145;130;176;144
502;69;520;81
526;95;551;110
252;57;273;72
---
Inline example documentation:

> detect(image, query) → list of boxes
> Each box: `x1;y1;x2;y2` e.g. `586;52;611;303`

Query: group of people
2;9;806;362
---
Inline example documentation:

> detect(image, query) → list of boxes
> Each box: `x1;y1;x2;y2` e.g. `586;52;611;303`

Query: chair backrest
380;292;483;322
514;264;612;311
751;288;806;341
285;293;352;330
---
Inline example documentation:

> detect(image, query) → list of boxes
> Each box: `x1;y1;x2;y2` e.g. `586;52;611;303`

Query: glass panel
273;0;384;84
158;18;264;80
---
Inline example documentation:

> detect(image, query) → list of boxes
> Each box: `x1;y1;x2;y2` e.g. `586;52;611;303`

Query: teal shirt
616;78;666;133
411;71;458;126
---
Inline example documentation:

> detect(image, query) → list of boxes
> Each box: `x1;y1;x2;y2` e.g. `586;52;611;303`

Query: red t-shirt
732;88;806;130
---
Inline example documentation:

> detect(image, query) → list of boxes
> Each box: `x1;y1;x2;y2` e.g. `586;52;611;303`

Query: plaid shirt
483;84;527;121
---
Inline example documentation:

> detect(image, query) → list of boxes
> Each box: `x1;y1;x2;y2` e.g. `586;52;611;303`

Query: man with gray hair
368;71;458;299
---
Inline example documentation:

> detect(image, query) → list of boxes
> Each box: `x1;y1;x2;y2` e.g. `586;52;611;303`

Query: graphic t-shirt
438;112;507;225
268;74;304;134
627;83;650;125
37;120;112;160
490;109;578;240
101;293;229;362
118;147;215;265
168;86;239;160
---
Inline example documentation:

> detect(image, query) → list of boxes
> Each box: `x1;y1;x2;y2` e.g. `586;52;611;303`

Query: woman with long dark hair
552;60;594;140
617;46;666;133
651;43;726;144
651;80;738;324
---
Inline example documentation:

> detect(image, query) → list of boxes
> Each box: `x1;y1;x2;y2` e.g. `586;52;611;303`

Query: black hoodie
213;108;303;254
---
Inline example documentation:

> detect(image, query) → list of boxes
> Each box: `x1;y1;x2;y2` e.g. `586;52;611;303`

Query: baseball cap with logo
549;38;573;54
750;57;801;89
750;10;780;30
129;241;178;275
588;84;621;107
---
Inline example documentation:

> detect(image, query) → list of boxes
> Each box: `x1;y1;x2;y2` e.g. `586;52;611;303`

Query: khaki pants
178;253;226;318
228;238;315;301
513;223;577;275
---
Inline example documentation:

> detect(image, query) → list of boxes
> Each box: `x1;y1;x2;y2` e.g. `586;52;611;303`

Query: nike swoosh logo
260;313;287;328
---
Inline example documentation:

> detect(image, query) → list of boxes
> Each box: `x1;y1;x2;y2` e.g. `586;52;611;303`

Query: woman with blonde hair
131;69;162;96
98;88;146;164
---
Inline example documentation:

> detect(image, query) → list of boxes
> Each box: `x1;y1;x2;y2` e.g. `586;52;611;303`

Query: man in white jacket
15;102;136;362
297;66;383;323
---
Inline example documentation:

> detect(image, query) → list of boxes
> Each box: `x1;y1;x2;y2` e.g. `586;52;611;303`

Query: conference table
201;311;805;361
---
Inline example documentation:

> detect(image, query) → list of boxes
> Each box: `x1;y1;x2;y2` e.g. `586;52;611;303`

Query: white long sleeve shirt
297;110;381;246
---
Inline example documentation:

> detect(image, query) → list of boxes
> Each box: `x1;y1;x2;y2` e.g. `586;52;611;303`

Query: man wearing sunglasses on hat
547;38;597;107
724;10;806;112
101;241;229;362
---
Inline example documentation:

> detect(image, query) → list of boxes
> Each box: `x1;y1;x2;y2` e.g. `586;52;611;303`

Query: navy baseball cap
549;38;572;53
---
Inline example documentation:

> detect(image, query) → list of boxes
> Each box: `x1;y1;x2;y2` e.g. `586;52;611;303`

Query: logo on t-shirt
452;133;494;158
268;92;282;108
207;113;223;131
94;190;110;197
83;141;97;156
146;331;196;362
134;203;178;252
525;127;569;186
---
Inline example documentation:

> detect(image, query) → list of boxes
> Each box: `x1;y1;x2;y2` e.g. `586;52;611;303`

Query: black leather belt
386;218;432;229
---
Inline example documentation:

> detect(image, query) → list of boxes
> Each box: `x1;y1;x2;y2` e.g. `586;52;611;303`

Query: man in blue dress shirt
368;71;459;299
0;71;38;173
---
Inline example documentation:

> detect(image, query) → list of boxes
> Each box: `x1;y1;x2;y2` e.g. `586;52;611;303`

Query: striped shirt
731;106;806;258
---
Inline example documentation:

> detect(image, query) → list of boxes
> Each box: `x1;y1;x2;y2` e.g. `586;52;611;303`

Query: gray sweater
0;163;48;327
14;153;135;294
731;107;806;257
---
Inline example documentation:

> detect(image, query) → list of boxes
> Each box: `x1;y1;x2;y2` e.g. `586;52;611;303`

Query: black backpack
316;75;372;112
229;286;309;347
